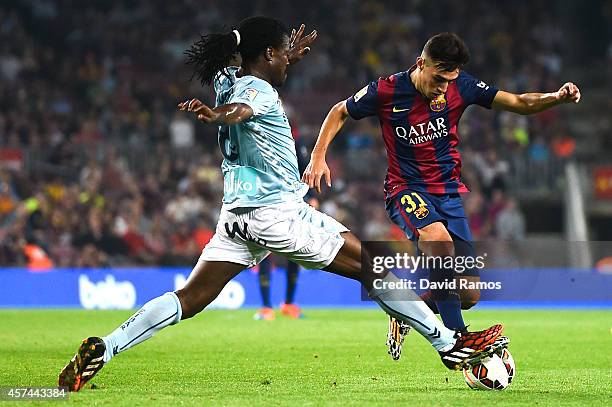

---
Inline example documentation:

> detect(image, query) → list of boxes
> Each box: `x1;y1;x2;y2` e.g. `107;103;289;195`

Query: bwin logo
79;275;136;309
224;221;268;246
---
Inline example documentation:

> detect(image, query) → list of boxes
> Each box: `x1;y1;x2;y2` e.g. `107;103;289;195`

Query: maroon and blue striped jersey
346;65;498;197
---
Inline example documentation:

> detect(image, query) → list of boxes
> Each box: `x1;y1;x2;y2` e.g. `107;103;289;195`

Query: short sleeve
229;77;277;117
346;80;379;120
457;71;499;109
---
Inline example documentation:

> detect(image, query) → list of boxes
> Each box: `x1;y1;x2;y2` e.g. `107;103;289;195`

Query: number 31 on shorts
400;192;430;220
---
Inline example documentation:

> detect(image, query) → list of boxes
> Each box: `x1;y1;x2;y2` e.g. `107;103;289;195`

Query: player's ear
265;47;274;62
416;57;424;70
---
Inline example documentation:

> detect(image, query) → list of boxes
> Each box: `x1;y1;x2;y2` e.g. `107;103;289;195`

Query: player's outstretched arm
178;98;253;125
491;82;581;115
302;100;350;193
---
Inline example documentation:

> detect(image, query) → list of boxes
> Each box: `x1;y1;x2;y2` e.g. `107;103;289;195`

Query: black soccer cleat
58;337;106;392
439;324;504;370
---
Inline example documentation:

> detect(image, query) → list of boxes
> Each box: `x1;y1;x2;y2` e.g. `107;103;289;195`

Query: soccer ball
462;348;515;390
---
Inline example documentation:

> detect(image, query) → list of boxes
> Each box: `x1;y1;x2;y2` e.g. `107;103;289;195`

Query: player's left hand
288;24;317;65
555;82;581;104
302;156;331;194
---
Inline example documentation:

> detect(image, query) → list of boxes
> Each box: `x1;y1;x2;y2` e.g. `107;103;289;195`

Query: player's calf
460;295;479;310
457;276;481;310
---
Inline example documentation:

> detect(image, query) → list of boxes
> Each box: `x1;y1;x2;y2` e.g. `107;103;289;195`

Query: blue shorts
386;190;478;277
385;189;473;242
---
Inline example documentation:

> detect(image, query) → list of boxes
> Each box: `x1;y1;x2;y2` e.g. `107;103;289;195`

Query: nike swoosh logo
113;346;119;355
392;106;410;112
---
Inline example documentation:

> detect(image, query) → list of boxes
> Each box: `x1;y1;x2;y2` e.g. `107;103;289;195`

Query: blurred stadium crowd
0;0;607;268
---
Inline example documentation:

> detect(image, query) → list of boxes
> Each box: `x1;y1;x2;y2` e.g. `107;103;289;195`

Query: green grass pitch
0;309;610;406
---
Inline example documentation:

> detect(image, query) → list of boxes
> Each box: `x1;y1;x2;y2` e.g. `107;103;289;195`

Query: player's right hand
178;98;203;112
302;157;331;194
178;98;219;123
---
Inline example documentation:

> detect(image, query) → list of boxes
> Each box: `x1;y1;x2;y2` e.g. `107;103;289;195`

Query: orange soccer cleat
439;324;506;370
253;307;276;321
280;303;304;319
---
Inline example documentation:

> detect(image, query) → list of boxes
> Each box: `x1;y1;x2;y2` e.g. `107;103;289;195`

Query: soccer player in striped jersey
303;32;580;360
58;21;505;392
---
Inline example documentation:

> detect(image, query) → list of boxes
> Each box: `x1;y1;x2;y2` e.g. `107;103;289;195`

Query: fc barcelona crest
414;206;429;220
429;94;447;112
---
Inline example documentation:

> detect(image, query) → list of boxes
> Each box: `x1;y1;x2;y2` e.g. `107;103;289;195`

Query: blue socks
435;296;466;331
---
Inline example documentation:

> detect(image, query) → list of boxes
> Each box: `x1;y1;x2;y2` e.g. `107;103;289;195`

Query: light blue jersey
213;67;308;208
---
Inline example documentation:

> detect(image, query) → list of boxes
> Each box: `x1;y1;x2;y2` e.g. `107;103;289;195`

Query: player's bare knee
325;231;367;283
174;289;193;319
419;222;453;241
340;232;361;260
175;289;208;319
418;223;454;257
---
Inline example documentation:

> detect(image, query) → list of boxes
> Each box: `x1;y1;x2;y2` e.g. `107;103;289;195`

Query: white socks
102;292;182;363
99;278;455;365
369;272;456;351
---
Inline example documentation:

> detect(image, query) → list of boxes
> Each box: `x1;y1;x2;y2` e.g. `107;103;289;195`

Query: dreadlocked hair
186;16;289;86
185;32;238;86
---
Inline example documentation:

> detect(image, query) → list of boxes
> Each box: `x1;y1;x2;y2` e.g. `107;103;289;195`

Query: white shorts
199;201;349;269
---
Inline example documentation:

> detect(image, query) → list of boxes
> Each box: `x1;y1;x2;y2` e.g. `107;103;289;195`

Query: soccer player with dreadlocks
59;18;504;392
